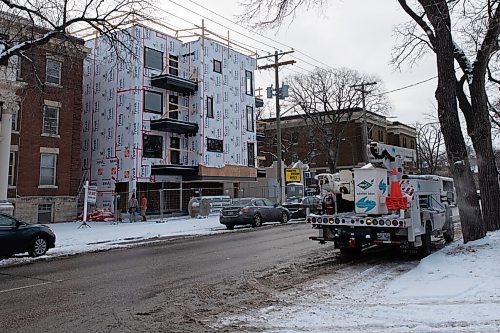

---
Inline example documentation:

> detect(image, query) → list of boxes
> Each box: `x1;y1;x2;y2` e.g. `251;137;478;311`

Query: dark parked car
0;212;56;259
282;196;323;219
219;198;290;230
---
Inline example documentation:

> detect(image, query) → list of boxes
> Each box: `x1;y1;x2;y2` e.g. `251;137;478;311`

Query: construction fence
112;184;281;217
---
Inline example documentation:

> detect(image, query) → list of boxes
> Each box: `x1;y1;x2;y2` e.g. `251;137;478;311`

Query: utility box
353;166;389;215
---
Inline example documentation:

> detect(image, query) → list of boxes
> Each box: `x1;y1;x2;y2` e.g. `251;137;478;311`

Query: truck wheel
418;223;432;257
252;214;262;227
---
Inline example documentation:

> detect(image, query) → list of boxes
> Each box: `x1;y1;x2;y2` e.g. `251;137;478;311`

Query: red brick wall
8;46;84;198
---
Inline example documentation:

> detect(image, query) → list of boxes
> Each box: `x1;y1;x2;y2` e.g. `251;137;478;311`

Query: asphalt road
0;222;330;333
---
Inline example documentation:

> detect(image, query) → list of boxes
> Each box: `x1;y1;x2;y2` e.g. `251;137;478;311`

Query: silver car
219;198;290;230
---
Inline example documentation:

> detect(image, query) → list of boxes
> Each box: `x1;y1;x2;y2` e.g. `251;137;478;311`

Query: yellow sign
285;168;302;182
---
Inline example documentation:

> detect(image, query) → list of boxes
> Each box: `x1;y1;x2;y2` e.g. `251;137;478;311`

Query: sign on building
285;168;302;182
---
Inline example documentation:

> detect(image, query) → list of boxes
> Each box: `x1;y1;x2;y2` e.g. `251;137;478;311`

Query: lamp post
341;138;355;168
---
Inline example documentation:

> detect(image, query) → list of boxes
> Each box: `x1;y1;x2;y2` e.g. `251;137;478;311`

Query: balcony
151;164;198;176
150;73;198;95
150;118;199;137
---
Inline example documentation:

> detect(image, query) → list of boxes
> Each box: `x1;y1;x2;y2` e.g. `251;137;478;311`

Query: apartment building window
169;55;179;76
213;59;222;73
8;152;16;186
168;95;179;120
42;105;59;135
11;109;18;131
46;58;62;85
144;90;163;114
37;204;53;223
40;153;57;185
207;138;223;153
378;130;384;142
403;137;408;148
245;70;253;96
170;137;180;164
207;96;214;118
144;47;163;71
410;140;415;149
247;142;255;167
143;134;163;159
246;106;254;132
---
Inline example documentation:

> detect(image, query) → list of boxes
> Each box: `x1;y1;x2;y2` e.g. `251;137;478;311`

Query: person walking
140;194;148;222
128;194;138;223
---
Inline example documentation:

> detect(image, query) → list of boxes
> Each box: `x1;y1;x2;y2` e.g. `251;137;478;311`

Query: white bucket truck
307;142;455;256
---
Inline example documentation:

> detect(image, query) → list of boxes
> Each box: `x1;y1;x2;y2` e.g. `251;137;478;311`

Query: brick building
6;35;87;222
258;110;417;174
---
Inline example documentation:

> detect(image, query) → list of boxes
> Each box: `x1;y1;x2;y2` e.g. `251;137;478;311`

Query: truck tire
418;223;432;257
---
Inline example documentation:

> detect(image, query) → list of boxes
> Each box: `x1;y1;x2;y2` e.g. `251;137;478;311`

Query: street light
341;138;355;167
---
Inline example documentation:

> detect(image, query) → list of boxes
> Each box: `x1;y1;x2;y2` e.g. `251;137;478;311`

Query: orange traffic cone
386;168;407;210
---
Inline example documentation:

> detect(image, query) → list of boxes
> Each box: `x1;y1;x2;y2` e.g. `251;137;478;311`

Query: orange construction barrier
386;168;408;210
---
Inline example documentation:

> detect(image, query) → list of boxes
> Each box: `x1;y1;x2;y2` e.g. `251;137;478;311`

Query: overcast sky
157;0;440;125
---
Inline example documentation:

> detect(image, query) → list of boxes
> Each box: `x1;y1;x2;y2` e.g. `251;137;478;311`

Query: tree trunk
327;146;337;174
421;0;486;242
469;79;500;231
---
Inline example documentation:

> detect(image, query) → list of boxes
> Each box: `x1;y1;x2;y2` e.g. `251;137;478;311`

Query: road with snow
0;222;339;332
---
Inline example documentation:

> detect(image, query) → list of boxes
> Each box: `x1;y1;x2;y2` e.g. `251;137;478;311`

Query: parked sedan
282;196;323;219
219;198;290;230
0;212;56;259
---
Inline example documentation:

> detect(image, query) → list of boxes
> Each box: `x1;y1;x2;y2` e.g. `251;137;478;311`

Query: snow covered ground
0;215;233;266
218;231;500;333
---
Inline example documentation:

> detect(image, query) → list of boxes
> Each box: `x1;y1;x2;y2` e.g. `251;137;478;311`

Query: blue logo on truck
356;196;376;212
379;179;387;194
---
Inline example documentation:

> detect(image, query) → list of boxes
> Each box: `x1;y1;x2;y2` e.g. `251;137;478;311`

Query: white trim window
43;105;59;135
46;58;62;85
246;106;254;132
11;109;19;132
40;153;57;185
8;152;16;186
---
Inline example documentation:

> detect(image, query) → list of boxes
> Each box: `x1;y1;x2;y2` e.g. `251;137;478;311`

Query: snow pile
0;216;226;266
219;231;500;332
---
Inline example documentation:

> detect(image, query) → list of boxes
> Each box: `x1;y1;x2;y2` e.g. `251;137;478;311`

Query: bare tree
238;0;497;241
288;67;389;173
416;122;447;174
394;0;499;239
0;0;145;65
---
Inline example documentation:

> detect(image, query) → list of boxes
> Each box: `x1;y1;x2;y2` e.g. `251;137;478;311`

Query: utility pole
351;82;377;163
258;50;295;203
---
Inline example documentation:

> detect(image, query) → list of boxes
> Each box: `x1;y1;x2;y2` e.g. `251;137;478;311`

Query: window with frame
37;204;53;223
46;58;62;85
143;134;163;159
207;96;214;118
247;142;255;167
169;54;179;76
42;105;59;135
246;106;254;132
207;138;223;153
11;109;18;131
213;59;222;73
144;47;163;71
144;91;163;114
245;70;253;96
8;152;16;186
168;95;179;120
40;153;57;185
170;137;180;165
403;137;408;147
